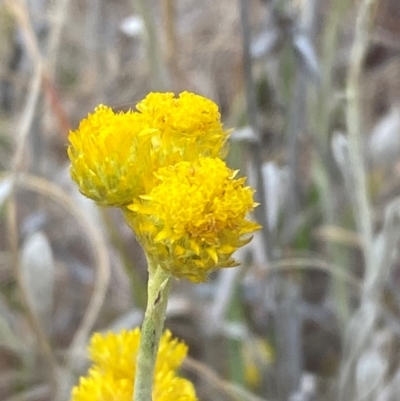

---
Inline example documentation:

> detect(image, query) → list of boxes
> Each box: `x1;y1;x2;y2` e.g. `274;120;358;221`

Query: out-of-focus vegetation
1;0;400;400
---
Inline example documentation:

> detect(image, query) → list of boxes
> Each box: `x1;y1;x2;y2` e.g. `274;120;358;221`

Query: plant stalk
345;0;378;300
133;261;171;401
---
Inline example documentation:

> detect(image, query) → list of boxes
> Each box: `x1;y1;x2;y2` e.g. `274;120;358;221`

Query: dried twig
345;0;377;299
132;0;168;90
237;0;271;261
338;1;380;399
5;0;58;397
184;356;267;401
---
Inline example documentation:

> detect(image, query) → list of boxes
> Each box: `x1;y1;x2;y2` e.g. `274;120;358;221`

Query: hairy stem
133;261;171;401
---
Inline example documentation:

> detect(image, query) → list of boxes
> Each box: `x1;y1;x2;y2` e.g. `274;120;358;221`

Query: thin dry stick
3;171;111;399
46;0;71;73
314;224;362;248
8;0;71;139
5;0;41;65
5;0;59;396
132;0;168;90
339;1;379;399
267;257;361;289
5;0;42;171
316;0;349;142
313;0;352;328
6;0;107;376
9;174;111;367
237;0;271;261
284;0;318;240
44;0;71;139
345;0;378;300
6;198;59;395
184;356;267;401
161;0;178;86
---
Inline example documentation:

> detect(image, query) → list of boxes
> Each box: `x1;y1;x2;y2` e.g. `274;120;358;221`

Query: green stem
133;260;171;401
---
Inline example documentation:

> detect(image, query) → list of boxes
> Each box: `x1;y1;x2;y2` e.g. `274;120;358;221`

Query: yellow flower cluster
126;158;260;282
68;105;144;206
70;329;197;401
68;92;228;206
136;92;228;160
68;92;260;282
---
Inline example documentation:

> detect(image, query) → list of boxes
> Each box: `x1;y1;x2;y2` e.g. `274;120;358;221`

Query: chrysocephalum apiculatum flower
68;92;229;207
126;157;261;283
68;105;146;206
70;329;197;401
136;91;229;161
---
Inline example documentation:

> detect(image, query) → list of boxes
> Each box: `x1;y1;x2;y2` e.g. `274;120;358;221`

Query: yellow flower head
126;157;261;282
136;91;229;160
68;105;146;206
70;329;197;401
68;92;229;207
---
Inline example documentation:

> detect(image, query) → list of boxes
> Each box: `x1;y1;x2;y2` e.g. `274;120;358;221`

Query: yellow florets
68;105;147;206
68;92;229;206
136;91;229;159
126;157;260;282
68;91;260;282
70;329;197;401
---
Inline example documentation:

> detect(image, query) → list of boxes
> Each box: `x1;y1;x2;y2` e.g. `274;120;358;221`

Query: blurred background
1;0;400;400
